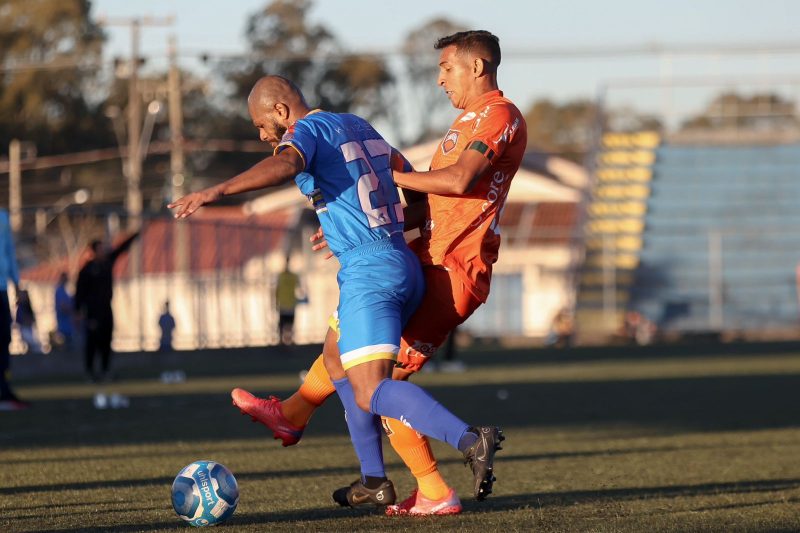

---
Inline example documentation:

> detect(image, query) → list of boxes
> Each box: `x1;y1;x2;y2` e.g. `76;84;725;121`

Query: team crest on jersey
307;187;327;214
441;129;460;154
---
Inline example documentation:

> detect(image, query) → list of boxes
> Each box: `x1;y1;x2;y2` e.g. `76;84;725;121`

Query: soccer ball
171;460;239;527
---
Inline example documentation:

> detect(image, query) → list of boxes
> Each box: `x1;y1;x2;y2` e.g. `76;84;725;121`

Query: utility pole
168;35;185;202
168;34;189;274
101;16;174;351
8;140;21;233
101;15;174;231
127;18;142;231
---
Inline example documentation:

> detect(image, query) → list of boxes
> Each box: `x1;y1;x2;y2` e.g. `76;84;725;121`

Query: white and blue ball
171;460;239;527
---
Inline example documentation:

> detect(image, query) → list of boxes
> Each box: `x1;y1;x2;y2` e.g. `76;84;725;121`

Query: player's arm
388;146;429;230
109;230;140;263
393;147;491;195
402;191;427;231
169;149;303;219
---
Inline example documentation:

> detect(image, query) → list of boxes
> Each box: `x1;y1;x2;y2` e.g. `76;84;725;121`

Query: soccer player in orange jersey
232;30;527;515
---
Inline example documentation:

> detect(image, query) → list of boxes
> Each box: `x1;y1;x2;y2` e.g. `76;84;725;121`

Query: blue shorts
333;234;424;370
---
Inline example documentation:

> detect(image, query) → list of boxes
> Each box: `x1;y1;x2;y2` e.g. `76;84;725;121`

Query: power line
0;139;269;175
182;40;800;62
6;40;800;73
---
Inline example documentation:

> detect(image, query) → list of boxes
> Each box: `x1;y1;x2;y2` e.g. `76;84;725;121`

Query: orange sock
382;416;451;501
281;354;335;427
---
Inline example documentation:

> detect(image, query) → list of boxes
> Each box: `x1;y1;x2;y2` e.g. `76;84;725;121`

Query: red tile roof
500;202;579;246
21;206;296;283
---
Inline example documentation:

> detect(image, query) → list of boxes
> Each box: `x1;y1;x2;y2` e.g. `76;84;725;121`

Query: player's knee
353;386;375;412
322;329;345;380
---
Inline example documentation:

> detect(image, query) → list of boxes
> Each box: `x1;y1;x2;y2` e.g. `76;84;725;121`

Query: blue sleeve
390;146;414;173
275;119;317;172
3;219;18;286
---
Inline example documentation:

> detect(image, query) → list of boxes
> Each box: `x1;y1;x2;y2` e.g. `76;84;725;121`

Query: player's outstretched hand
168;187;222;219
309;226;334;260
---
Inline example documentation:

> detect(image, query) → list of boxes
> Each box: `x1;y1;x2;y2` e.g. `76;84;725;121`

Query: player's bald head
248;75;308;114
435;30;501;73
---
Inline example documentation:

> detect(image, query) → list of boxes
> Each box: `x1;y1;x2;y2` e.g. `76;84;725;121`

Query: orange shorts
395;266;483;373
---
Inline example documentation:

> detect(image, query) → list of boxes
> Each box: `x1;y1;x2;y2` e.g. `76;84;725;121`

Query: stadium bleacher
630;143;800;333
577;130;800;338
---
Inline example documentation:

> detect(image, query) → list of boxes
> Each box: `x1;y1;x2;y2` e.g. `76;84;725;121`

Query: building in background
18;141;586;351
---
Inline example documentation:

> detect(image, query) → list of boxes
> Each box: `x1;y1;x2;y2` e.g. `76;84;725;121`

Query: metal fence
13;207;582;353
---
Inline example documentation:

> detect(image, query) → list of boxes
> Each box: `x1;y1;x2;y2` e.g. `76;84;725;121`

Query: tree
680;92;800;131
524;99;661;163
400;17;467;145
221;0;394;130
524;99;598;162
0;0;110;155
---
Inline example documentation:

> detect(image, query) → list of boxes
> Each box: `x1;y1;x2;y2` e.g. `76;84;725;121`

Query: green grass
2;344;800;532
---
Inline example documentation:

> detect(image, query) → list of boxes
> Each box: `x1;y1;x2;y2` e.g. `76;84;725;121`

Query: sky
91;0;800;134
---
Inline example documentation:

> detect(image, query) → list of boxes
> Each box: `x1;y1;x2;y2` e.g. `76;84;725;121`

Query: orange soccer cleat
231;388;305;446
385;488;462;516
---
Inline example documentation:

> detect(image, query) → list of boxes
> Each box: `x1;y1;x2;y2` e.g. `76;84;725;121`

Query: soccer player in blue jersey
169;76;502;508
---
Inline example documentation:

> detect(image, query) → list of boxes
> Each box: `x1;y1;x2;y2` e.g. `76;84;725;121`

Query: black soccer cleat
332;478;397;507
463;426;505;501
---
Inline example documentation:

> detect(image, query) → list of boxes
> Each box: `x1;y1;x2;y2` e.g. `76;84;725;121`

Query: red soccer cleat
385;488;462;516
231;388;305;446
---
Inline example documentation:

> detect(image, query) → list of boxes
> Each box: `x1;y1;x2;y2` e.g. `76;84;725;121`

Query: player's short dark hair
435;30;501;69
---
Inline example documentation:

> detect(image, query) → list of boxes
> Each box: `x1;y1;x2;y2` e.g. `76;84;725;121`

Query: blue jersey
275;111;405;256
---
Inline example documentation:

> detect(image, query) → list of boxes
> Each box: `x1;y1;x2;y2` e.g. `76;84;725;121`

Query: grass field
2;343;800;532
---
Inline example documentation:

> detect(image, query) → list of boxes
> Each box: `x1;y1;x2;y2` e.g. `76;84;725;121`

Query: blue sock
333;377;385;479
369;378;471;451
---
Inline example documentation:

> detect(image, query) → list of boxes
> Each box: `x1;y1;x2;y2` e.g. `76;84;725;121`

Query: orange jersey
414;89;527;301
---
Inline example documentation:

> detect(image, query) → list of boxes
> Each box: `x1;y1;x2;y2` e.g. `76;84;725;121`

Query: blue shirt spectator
54;272;74;345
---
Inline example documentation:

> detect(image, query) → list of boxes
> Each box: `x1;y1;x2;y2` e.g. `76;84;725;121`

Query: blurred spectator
53;272;75;349
439;328;466;373
15;289;42;354
0;209;27;410
275;258;305;345
75;231;140;382
158;300;176;353
622;311;657;346
547;308;575;348
157;300;184;384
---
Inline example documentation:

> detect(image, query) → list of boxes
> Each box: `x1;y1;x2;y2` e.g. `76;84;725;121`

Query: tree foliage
681;92;799;131
524;99;661;162
222;0;394;130
524;99;598;162
400;17;467;144
0;0;110;155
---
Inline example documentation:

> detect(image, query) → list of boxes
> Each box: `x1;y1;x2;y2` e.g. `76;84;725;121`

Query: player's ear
274;102;290;120
473;57;486;77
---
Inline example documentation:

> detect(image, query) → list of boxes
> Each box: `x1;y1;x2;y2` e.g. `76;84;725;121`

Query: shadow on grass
32;506;374;533
458;477;800;512
1;461;405;497
5;370;800;449
8;440;786;498
29;478;800;532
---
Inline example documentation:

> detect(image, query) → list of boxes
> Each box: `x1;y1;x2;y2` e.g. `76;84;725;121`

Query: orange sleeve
466;104;523;162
